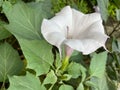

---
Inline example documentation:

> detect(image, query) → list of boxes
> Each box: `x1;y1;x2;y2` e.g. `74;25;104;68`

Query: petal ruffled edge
64;35;108;55
41;19;66;57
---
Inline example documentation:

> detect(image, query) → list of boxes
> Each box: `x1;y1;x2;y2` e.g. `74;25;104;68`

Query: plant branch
109;22;120;36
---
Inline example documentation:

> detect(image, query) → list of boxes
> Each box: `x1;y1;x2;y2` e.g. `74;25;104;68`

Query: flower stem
60;56;69;73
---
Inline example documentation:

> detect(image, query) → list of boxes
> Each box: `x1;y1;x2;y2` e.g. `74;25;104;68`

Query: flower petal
64;19;108;54
76;20;108;40
72;9;103;38
41;6;73;56
41;6;109;56
64;34;107;55
50;6;73;37
41;19;65;49
41;19;66;57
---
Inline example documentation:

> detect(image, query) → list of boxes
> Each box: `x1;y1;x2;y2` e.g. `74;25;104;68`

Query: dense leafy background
0;0;120;90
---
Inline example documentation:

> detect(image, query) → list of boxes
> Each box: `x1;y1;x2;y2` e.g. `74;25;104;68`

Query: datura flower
41;6;108;57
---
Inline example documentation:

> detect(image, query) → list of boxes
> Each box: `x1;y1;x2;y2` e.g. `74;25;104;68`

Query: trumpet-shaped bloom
41;6;108;56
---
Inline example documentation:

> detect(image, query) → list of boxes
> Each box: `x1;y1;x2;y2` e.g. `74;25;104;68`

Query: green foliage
90;75;116;90
96;0;109;21
89;52;107;78
108;2;117;17
77;0;91;13
51;0;91;13
0;21;11;40
43;70;57;85
19;39;53;76
3;0;51;40
67;62;82;78
0;42;23;82
70;51;83;63
0;0;120;90
113;0;120;8
77;83;84;90
8;72;46;90
0;0;3;7
112;38;120;52
116;9;120;21
67;62;86;79
59;84;74;90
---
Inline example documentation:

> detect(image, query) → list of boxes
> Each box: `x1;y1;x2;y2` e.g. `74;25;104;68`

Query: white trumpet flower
41;6;108;57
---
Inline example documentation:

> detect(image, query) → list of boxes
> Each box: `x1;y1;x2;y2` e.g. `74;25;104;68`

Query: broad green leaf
59;84;74;90
116;9;120;21
27;0;52;18
8;72;46;90
97;0;109;21
0;21;11;40
43;70;57;85
3;1;51;40
91;76;107;90
77;83;84;90
90;75;116;90
67;62;86;81
0;0;3;7
89;52;107;78
67;62;82;78
19;39;53;76
0;43;23;82
67;62;86;90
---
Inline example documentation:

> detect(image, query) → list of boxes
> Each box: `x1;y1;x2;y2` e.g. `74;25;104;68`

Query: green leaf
0;21;11;40
27;0;52;18
112;38;119;52
116;9;120;21
59;84;74;90
0;0;3;7
111;38;120;52
77;83;84;90
67;62;86;90
3;1;51;40
97;0;109;21
68;62;86;81
90;75;116;90
0;43;23;82
8;72;46;90
19;39;53;76
67;62;86;78
89;52;107;78
43;70;57;85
